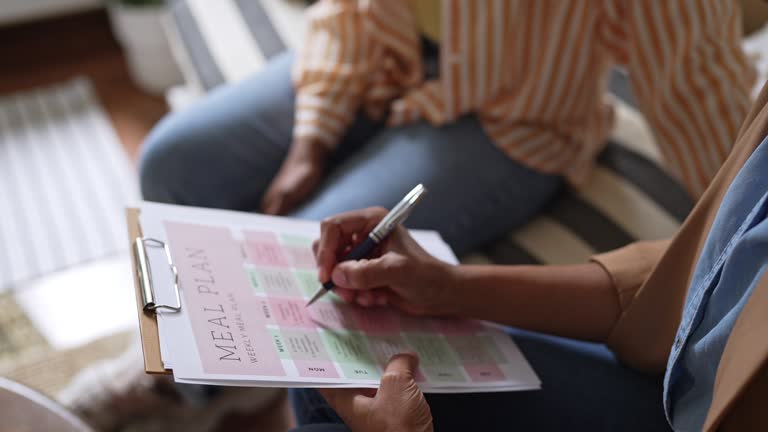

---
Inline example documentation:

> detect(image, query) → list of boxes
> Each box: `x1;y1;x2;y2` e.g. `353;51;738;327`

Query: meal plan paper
138;202;540;392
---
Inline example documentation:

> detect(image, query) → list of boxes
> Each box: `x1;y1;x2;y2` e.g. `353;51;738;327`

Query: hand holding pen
308;185;456;315
307;184;426;306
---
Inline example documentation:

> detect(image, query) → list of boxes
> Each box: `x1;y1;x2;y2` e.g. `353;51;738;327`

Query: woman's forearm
290;137;331;164
443;263;621;342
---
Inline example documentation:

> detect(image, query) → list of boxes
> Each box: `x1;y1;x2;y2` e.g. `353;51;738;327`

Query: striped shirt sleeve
292;0;367;149
617;0;754;198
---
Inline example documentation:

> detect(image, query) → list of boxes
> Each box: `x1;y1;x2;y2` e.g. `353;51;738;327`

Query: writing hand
313;207;457;316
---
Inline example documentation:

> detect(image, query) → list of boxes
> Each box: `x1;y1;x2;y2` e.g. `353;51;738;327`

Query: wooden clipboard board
126;208;172;375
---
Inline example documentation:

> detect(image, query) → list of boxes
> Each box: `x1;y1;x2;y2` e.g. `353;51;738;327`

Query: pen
305;183;428;307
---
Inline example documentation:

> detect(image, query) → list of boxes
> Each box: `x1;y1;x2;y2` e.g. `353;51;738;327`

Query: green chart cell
445;335;495;364
294;270;322;297
404;333;466;383
247;268;265;294
294;270;342;302
321;330;381;380
479;334;509;364
269;329;290;359
249;267;302;296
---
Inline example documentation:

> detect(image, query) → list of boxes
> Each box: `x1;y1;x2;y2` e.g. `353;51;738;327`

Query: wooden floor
0;10;295;432
0;9;167;162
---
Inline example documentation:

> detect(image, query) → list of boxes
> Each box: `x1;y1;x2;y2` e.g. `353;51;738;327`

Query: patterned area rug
0;78;138;291
0;293;49;373
5;333;133;399
0;292;132;398
0;291;292;430
0;76;140;419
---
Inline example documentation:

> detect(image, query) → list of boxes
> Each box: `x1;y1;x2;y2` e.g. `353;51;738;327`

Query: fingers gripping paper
135;202;540;392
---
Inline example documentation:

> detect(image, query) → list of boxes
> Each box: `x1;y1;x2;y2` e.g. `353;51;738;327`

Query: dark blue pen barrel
344;236;379;261
323;236;379;291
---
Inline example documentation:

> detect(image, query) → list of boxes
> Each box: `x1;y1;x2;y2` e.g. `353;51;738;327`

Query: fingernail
401;351;420;366
331;267;348;286
316;266;326;281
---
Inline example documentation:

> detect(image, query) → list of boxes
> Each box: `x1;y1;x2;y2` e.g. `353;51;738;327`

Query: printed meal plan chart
138;202;540;392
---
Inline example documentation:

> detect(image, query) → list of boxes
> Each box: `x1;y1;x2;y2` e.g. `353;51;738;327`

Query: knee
138;113;195;204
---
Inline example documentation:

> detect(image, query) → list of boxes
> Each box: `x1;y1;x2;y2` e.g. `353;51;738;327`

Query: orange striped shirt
293;0;755;198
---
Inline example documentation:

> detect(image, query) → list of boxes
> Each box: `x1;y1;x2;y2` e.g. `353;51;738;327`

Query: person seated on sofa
291;79;768;431
139;0;753;257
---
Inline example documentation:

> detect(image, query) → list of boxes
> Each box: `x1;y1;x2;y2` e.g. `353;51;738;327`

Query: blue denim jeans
289;327;670;432
139;52;560;256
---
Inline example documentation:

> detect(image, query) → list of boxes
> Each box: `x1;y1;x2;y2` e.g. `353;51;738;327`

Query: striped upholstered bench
164;0;695;265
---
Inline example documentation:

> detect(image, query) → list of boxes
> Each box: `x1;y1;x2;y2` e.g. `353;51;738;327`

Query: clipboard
125;204;542;392
126;208;174;375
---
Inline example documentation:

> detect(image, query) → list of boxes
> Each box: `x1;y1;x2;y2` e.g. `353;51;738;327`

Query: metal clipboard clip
133;237;181;313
